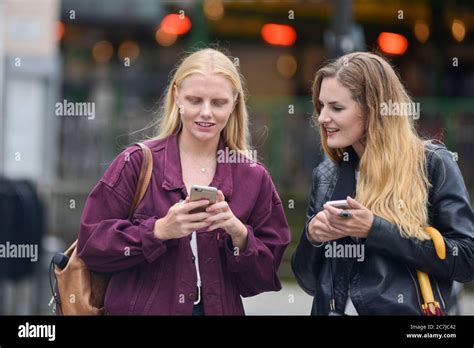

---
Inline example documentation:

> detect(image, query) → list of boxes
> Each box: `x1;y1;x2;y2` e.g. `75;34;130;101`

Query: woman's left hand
322;196;374;239
204;191;248;248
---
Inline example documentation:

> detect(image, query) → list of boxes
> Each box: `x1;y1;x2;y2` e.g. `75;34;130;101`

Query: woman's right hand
307;210;346;244
153;197;212;240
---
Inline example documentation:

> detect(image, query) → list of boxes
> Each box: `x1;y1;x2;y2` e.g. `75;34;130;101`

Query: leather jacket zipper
432;276;446;310
405;265;423;312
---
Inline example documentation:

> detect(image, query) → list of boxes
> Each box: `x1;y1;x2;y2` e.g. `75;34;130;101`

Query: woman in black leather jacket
291;52;474;315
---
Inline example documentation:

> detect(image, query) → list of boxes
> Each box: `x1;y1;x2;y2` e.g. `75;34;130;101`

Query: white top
344;169;360;315
190;231;202;305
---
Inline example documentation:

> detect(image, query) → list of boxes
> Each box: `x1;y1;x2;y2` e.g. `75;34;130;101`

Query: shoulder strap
127;143;153;220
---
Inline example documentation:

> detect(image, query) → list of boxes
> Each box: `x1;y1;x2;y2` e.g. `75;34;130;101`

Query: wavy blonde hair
312;52;432;240
151;48;251;153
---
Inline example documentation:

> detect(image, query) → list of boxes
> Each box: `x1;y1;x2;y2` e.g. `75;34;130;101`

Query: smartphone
325;199;350;209
189;185;218;214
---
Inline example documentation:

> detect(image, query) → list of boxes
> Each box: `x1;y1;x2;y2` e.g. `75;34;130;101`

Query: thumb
217;190;225;202
347;196;364;209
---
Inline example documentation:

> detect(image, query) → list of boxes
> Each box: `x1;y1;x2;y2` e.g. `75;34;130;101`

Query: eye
186;97;201;105
333;106;344;112
212;99;228;107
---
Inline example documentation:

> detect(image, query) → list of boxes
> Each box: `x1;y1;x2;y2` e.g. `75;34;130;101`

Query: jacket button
188;293;195;301
191;256;196;262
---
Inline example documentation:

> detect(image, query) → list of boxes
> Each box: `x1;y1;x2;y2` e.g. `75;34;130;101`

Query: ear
173;84;179;103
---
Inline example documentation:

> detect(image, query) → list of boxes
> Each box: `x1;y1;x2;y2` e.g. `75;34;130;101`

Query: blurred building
0;0;60;182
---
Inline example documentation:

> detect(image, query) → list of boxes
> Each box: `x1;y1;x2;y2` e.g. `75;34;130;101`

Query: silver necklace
181;150;216;174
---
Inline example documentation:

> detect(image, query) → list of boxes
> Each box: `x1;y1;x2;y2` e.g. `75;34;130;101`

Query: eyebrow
318;100;342;105
184;95;230;101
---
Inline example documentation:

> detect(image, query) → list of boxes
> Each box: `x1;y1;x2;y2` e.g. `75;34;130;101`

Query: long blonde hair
312;52;432;240
152;48;251;153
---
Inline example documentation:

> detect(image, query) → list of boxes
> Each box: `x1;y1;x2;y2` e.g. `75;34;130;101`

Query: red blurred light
377;32;408;55
160;14;192;35
261;24;297;46
56;21;65;41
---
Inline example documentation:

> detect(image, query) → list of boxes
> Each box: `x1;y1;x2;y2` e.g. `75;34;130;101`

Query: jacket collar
162;133;233;200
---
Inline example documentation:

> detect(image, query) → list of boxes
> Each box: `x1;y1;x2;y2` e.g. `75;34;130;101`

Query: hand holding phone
153;187;216;240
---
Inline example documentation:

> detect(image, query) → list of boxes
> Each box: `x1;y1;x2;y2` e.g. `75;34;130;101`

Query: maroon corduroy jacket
77;134;291;315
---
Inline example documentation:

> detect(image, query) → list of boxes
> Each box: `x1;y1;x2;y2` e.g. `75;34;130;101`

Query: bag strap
416;226;446;315
127;143;153;220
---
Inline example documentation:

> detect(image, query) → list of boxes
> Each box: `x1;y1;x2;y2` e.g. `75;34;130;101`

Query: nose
317;108;331;125
200;101;212;119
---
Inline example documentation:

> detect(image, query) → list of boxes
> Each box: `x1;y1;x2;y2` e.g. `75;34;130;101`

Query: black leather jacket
291;143;474;315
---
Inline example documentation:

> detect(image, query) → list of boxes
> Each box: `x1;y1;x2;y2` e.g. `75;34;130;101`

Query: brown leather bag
50;143;153;315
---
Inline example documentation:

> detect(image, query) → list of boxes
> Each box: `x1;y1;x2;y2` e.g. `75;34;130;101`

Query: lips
195;121;215;128
325;127;340;135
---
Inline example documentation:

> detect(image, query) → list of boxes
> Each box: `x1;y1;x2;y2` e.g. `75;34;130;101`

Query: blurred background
0;0;473;315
